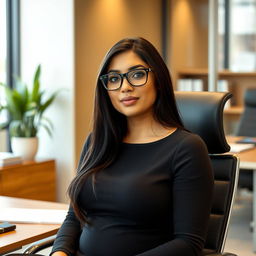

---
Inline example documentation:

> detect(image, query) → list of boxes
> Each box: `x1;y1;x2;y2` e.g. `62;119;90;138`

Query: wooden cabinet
0;159;56;201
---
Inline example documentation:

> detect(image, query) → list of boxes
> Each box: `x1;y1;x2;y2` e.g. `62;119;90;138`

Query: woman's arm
50;205;82;256
50;135;92;256
136;134;214;256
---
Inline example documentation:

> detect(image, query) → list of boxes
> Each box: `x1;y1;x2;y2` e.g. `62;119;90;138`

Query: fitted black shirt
51;129;214;256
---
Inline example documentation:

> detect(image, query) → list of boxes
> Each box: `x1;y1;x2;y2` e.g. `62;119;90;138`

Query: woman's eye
132;71;145;79
108;75;120;83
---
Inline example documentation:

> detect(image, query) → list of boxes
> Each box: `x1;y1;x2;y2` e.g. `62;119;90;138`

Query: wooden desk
0;159;56;201
227;136;256;169
0;196;68;255
227;136;256;251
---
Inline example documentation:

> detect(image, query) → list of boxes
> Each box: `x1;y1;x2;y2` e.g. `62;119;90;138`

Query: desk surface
0;196;68;254
227;136;256;169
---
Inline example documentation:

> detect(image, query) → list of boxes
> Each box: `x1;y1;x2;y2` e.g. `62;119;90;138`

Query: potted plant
0;65;61;160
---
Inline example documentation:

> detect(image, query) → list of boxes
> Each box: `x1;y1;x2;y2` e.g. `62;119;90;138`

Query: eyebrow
108;64;146;73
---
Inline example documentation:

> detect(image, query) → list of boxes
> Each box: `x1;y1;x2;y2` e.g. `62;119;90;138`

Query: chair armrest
23;235;56;254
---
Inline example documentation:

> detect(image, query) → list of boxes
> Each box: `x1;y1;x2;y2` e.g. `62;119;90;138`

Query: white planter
11;137;39;161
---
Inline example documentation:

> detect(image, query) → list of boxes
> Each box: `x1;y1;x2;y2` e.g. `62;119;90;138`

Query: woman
51;37;214;256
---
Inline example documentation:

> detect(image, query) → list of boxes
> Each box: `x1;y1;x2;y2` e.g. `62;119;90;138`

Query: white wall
20;0;75;202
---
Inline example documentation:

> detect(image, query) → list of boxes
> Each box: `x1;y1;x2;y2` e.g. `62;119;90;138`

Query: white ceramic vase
11;137;39;161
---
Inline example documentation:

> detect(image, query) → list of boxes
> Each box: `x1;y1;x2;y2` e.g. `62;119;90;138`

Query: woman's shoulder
171;129;208;152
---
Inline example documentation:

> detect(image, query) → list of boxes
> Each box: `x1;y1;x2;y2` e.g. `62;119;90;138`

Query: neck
124;114;175;143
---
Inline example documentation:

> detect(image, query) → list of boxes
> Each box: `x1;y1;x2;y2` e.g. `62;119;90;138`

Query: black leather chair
236;89;256;191
175;91;239;256
7;91;239;256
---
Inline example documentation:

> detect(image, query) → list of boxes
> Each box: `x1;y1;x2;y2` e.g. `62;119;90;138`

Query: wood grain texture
0;160;56;201
0;196;68;254
0;223;60;254
227;136;256;163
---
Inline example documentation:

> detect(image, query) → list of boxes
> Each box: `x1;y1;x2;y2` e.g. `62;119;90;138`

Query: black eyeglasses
99;68;152;91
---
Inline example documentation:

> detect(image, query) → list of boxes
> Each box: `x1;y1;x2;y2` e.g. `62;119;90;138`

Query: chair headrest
175;91;232;154
245;89;256;107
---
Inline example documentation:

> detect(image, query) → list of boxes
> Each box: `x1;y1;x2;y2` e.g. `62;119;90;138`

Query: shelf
178;68;256;78
224;107;243;115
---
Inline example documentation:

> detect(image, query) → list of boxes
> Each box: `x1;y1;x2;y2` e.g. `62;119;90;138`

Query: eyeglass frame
99;67;152;91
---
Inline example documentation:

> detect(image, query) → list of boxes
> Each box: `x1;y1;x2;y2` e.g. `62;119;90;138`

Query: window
0;0;20;151
0;0;7;151
230;0;256;71
0;0;7;100
219;0;256;71
218;0;226;70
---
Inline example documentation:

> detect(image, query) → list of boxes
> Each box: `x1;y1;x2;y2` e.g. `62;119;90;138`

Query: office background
0;0;256;204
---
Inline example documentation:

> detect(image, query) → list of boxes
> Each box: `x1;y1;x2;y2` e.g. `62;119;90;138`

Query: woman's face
106;51;157;120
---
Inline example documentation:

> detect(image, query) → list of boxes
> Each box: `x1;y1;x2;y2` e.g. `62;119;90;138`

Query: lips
120;96;139;106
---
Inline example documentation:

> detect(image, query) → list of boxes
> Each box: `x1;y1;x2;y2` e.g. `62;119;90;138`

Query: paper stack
0;208;67;224
0;152;22;167
177;79;203;91
229;143;255;153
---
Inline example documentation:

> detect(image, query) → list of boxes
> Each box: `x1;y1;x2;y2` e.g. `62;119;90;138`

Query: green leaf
31;79;40;102
1;65;64;138
33;64;41;86
42;116;54;130
39;89;62;115
31;65;41;102
39;122;53;137
0;122;9;130
4;87;20;120
9;120;24;137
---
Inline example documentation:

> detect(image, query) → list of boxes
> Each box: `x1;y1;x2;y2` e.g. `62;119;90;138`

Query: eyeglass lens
102;69;148;90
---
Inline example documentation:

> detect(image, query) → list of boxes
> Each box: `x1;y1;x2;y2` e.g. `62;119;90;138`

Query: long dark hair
68;37;184;223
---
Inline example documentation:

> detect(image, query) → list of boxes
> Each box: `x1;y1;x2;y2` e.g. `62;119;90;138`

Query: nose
120;77;134;92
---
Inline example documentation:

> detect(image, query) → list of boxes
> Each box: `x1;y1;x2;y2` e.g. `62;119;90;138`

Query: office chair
7;91;239;256
236;88;256;191
175;91;239;256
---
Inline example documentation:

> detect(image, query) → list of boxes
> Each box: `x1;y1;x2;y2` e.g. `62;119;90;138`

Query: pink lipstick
120;96;139;106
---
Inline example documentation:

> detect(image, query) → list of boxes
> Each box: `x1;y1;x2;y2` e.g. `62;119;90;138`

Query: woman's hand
51;251;68;256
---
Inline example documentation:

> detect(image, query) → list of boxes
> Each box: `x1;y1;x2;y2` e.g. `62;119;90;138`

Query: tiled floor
225;189;255;256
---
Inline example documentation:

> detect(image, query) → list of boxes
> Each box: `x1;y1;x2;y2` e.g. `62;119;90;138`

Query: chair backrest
175;91;239;254
236;88;256;137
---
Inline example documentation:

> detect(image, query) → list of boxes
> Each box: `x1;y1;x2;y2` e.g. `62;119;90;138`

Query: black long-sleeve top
51;129;214;256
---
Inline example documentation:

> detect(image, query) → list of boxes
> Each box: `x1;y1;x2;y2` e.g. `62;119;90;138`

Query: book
236;137;256;145
229;143;255;153
177;79;204;92
192;79;203;91
0;152;22;167
177;79;193;91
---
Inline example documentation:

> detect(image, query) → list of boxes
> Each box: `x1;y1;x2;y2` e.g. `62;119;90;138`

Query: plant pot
11;137;39;161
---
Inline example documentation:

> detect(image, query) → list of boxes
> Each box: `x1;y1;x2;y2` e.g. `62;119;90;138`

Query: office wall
20;0;75;202
19;0;162;202
74;0;162;164
168;0;208;86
